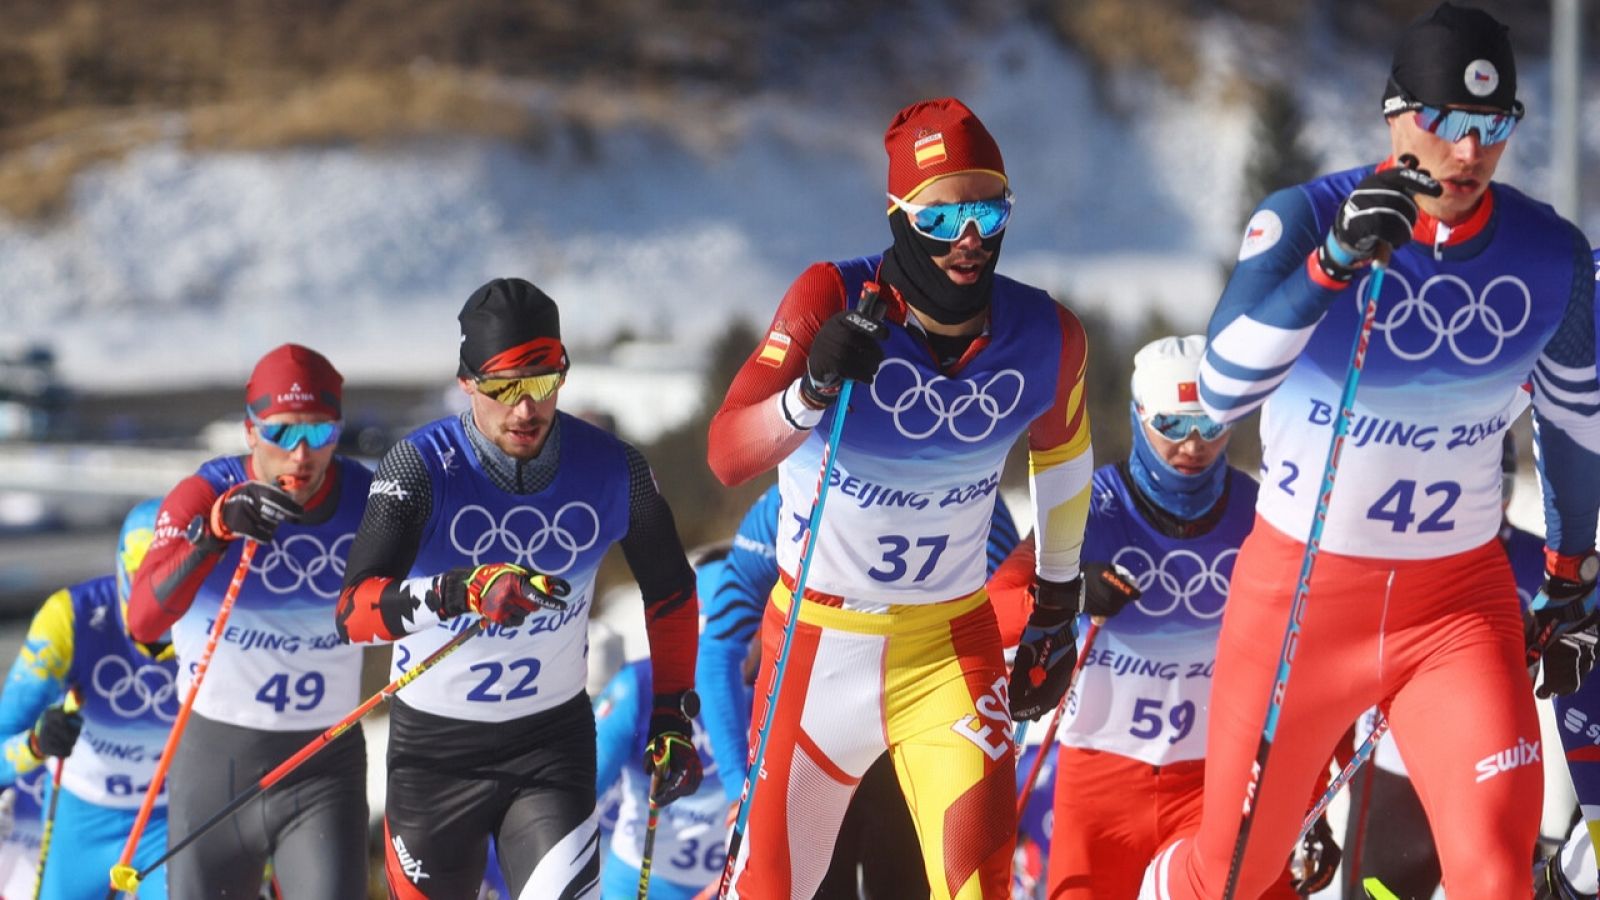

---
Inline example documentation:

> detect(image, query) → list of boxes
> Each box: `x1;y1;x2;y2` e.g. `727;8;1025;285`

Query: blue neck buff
1127;404;1227;520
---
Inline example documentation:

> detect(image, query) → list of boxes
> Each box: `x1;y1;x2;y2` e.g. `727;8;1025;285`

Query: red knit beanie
884;97;1006;206
245;344;343;420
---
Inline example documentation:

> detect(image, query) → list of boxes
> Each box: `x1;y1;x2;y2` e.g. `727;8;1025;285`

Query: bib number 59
1128;697;1196;745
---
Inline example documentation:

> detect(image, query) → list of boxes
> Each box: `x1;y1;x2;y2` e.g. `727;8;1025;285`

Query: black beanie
1384;3;1517;114
457;278;567;378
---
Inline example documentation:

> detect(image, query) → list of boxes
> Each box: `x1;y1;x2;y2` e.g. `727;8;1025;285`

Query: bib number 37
868;533;949;583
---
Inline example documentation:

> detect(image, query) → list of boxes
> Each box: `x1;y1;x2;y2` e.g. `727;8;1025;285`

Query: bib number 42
1366;479;1460;534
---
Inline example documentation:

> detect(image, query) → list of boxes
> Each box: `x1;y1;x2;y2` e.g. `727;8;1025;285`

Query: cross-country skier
337;277;703;898
707;96;1137;899
596;558;729;899
987;337;1339;899
1141;5;1600;898
1537;249;1600;900
129;344;370;899
0;501;172;899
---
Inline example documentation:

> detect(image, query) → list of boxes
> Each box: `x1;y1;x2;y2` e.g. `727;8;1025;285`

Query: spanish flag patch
758;330;792;367
913;130;947;168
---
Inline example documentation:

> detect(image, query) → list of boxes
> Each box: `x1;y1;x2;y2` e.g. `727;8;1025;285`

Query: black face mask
879;211;1004;326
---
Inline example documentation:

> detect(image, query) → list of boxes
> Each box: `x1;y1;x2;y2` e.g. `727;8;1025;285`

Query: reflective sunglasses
1144;411;1230;442
1411;101;1523;146
247;409;342;450
475;371;565;406
886;189;1014;241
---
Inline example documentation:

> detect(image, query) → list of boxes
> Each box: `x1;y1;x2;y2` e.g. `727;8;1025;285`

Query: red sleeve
126;475;225;643
643;587;699;696
706;262;849;486
988;535;1036;649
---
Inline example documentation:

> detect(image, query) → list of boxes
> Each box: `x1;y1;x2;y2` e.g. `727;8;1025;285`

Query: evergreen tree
1239;81;1319;233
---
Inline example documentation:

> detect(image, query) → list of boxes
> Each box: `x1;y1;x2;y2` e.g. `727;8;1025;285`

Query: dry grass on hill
0;0;1566;221
0;0;764;219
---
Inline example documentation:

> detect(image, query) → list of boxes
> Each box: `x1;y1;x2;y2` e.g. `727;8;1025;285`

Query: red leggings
1049;748;1298;899
1147;519;1539;900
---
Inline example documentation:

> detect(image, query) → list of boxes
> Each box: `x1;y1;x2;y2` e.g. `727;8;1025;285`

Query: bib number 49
255;672;325;712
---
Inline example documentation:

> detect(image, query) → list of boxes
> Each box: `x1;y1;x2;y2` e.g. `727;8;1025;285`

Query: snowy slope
0;21;1595;394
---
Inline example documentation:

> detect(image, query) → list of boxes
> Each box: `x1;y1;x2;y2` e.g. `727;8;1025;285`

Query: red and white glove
430;563;569;627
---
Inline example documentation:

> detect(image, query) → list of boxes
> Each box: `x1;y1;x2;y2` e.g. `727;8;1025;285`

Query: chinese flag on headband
1177;382;1199;403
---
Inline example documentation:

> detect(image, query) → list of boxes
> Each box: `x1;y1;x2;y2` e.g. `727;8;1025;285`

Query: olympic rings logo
251;533;354;598
91;656;179;722
869;359;1025;443
1360;271;1531;366
1111;546;1237;620
449;503;600;575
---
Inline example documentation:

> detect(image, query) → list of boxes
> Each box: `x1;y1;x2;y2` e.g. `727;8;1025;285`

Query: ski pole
108;537;259;898
1016;620;1102;817
1299;711;1389;841
1339;716;1381;899
716;284;885;898
111;618;487;894
637;769;663;900
1221;253;1391;900
33;689;81;900
1012;721;1030;761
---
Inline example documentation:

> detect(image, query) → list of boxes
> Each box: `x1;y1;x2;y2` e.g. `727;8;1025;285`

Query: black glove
1081;562;1141;619
1009;578;1081;721
209;481;304;544
1290;813;1342;895
28;702;82;761
799;308;888;408
1316;164;1442;281
430;564;569;627
1009;565;1141;720
1529;556;1599;668
644;691;703;805
1538;623;1598;699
